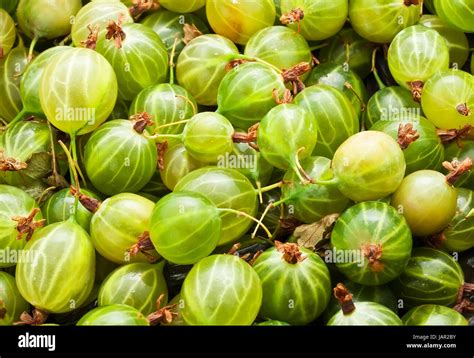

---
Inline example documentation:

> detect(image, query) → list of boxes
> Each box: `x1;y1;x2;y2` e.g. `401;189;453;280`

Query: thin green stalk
219;208;272;239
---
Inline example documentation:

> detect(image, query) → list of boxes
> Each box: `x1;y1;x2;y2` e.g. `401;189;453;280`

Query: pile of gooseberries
0;0;473;329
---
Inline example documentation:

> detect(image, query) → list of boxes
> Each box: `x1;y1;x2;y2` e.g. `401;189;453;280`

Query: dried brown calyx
273;88;294;105
0;47;4;59
0;150;27;171
14;309;48;326
227;243;263;265
81;24;100;50
456;103;471;117
225;58;249;72
333;283;356;315
106;15;127;49
280;8;304;33
232;123;259;144
403;0;420;6
129;0;160;19
409;81;424;102
282;62;311;94
128;231;158;262
397;123;419;149
130;112;155;134
275;240;306;264
443;158;473;186
437;124;472;146
69;186;101;213
453;283;474;313
361;243;384;272
12;208;45;242
183;23;203;45
157;141;168;171
147;294;178;326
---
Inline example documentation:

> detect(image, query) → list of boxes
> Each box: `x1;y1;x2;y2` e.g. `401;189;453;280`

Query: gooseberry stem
256;181;283;194
251;202;274;239
218;208;273;239
309;43;329;51
293;148;315;185
232;54;282;74
27;36;38;62
169;37;179;85
371;47;386;90
58;139;80;220
175;94;197;116
4;109;28;129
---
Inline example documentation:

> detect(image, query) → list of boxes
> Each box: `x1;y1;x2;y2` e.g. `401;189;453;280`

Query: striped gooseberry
364;86;421;129
181;254;262;325
421;69;474;130
98;261;168;315
428;188;474;253
331;131;406;202
174;167;258;245
319;28;373;79
387;25;449;101
159;143;205;191
371;116;444;174
443;141;474;190
402;305;468;326
391;169;459;236
280;0;348;41
0;119;61;188
206;0;275;45
141;9;209;60
348;0;421;44
95;21;169;101
393;247;464;307
16;0;81;50
294;84;359;158
83;119;158;196
257;103;317;183
419;15;469;68
306;63;368;118
39;47;118;136
90;193;159;264
0;271;29;325
176;34;239;106
42;188;101;232
330;201;412;285
253;241;331;325
130;83;197;135
327;284;402;326
0;9;15;59
149;192;221;265
281;156;350;224
181;112;234;163
0;41;28;122
0;184;43;268
16;46;71;123
77;304;149;326
71;0;134;48
217;62;286;130
244;26;312;75
15;218;96;313
158;0;205;13
433;0;474;33
324;280;397;322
